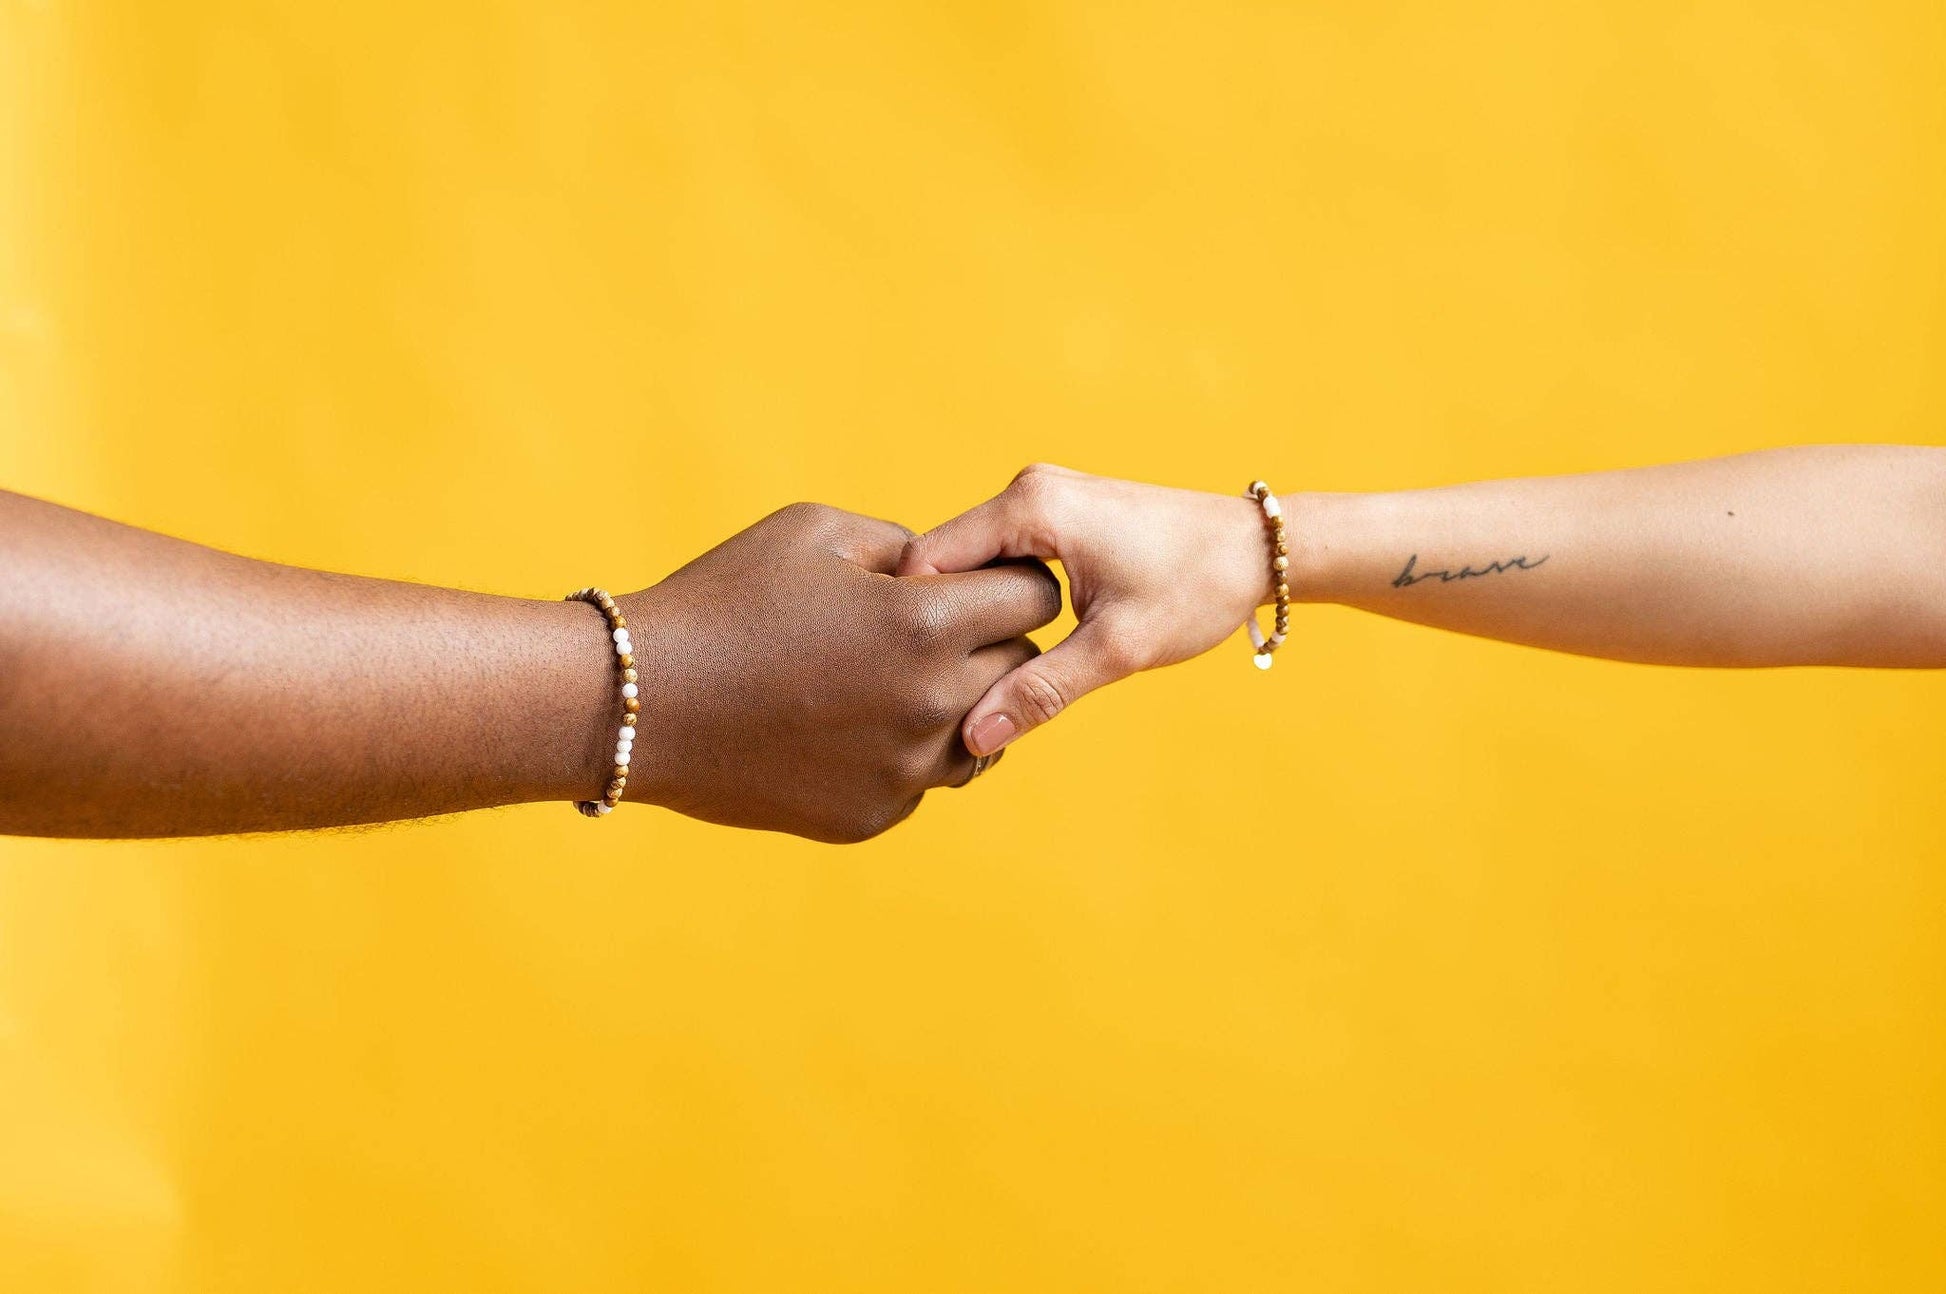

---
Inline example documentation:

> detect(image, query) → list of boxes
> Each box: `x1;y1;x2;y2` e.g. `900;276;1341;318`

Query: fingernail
968;713;1016;756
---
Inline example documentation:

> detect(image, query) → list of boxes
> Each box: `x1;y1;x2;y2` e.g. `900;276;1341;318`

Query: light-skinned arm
899;446;1946;757
0;491;1058;840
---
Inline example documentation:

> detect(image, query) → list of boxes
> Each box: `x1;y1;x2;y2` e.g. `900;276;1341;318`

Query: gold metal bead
624;697;640;713
1273;555;1289;572
622;668;637;683
621;714;637;727
1275;583;1289;600
618;652;634;669
611;615;626;629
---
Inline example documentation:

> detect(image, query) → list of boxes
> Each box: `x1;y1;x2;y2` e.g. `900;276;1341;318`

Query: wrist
532;595;634;806
608;584;692;810
1278;490;1368;605
1207;492;1277;614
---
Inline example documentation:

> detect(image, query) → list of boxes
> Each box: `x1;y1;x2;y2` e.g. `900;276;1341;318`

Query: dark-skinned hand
619;503;1060;843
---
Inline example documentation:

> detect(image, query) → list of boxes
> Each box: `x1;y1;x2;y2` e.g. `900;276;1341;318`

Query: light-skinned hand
899;465;1270;757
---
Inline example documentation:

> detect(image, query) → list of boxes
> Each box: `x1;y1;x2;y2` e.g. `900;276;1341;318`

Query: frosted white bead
615;750;631;767
612;627;630;645
620;682;639;699
617;729;634;744
1261;496;1283;519
595;802;613;815
1253;652;1274;670
617;740;633;755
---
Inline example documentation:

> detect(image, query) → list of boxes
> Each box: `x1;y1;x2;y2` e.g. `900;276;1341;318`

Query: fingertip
964;710;1019;758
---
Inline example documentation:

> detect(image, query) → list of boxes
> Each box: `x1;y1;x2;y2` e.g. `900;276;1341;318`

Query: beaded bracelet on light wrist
1244;481;1292;669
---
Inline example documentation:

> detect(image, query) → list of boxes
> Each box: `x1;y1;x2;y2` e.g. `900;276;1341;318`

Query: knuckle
1006;466;1074;536
774;500;838;531
823;819;877;846
896;745;940;787
849;795;921;843
1013;667;1068;726
902;685;959;733
1010;464;1056;501
815;800;886;845
800;810;858;845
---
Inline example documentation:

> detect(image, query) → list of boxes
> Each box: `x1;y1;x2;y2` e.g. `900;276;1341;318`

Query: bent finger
903;560;1062;651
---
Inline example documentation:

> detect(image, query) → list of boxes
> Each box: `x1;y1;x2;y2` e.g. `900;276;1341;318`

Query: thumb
962;619;1133;756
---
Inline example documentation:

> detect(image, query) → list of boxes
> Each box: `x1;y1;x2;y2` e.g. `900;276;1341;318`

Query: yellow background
4;2;1944;1289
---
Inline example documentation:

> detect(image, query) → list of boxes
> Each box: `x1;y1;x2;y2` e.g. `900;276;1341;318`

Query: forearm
0;490;616;837
1286;445;1946;667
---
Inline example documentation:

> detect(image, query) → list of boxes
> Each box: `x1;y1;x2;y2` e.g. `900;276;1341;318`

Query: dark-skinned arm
0;491;1058;841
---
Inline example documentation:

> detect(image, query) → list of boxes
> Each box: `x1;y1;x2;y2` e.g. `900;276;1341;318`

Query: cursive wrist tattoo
1390;552;1549;589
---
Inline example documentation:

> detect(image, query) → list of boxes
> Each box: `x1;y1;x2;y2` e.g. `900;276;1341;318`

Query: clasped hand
625;468;1271;843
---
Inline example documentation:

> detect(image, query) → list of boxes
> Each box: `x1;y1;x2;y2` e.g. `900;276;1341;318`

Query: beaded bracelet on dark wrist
565;587;639;817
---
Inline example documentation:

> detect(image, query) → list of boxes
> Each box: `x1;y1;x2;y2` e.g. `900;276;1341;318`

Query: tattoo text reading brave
1391;552;1549;589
